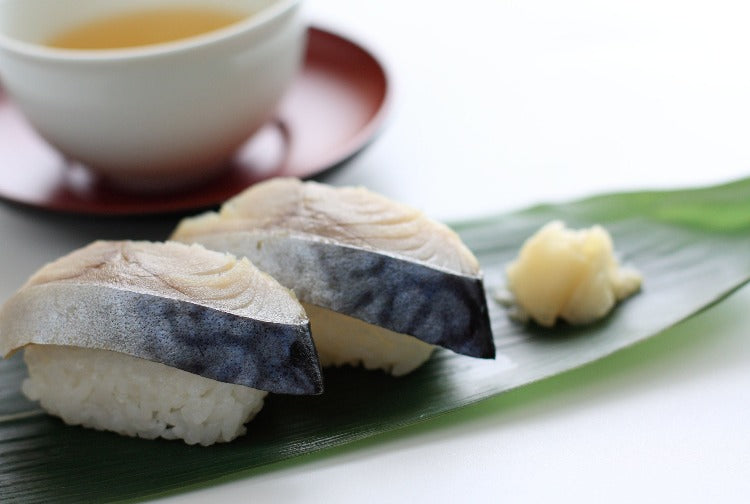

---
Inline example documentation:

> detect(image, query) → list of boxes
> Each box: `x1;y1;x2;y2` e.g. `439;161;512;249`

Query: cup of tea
0;0;305;193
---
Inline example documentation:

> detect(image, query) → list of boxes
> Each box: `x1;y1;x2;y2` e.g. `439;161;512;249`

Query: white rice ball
22;344;267;446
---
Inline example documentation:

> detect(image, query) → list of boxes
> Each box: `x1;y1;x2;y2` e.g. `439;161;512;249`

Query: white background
3;0;750;502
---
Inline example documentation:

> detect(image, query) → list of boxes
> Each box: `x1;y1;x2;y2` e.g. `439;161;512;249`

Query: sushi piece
0;240;322;445
171;178;495;376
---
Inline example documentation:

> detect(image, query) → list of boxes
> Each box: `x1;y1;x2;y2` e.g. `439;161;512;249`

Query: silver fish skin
0;241;323;395
172;178;495;359
193;231;494;358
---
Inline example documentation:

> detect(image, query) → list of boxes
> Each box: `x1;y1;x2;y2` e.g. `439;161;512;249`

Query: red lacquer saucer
0;26;389;215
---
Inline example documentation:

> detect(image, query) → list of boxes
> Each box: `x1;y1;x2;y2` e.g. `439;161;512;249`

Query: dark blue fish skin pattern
239;238;496;359
306;243;495;359
2;282;323;394
0;282;324;395
116;293;323;395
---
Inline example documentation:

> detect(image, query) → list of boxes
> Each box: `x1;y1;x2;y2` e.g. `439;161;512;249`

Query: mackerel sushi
0;240;322;445
172;178;495;376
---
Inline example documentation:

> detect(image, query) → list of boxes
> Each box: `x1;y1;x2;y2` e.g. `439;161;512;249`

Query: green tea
47;7;246;49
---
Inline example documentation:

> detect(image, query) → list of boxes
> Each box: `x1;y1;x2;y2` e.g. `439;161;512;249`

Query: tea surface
47;8;246;49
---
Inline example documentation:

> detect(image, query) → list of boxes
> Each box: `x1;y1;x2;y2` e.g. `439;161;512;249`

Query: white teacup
0;0;305;193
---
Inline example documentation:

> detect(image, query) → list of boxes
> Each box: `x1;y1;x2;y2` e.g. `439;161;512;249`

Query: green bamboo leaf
2;178;750;503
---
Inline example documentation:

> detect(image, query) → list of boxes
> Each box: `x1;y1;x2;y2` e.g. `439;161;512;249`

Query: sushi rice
22;344;267;446
303;304;434;376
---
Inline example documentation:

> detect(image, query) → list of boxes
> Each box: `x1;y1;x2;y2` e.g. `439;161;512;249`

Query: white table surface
3;0;750;502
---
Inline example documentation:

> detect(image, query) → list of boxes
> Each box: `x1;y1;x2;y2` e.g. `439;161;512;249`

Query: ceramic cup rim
0;0;300;63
